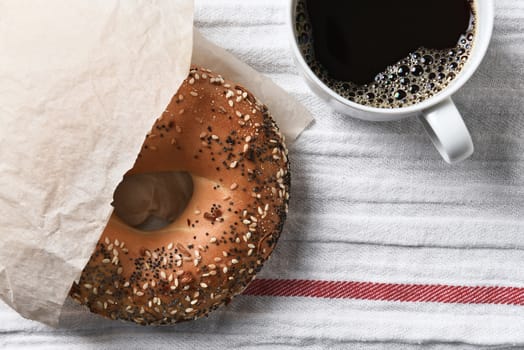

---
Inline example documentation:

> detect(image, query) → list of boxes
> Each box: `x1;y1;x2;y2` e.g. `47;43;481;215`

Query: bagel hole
112;171;194;231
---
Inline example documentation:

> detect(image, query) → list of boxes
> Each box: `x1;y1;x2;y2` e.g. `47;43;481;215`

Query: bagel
70;66;290;325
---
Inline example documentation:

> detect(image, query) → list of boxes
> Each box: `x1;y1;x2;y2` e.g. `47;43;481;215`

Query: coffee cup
288;0;494;163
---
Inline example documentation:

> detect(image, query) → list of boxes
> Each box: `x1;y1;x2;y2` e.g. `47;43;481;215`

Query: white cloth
1;0;524;348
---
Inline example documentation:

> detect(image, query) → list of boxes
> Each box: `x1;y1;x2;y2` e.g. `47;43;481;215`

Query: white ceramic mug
288;0;494;163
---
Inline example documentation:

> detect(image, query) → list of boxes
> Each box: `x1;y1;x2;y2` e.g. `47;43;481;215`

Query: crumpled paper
0;1;313;327
0;0;194;325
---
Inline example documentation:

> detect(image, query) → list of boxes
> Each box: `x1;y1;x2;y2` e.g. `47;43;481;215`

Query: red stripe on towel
243;279;524;305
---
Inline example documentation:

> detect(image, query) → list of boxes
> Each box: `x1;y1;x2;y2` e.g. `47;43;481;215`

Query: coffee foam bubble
295;0;476;109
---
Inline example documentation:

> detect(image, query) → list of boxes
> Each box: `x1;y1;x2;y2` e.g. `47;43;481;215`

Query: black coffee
295;0;476;108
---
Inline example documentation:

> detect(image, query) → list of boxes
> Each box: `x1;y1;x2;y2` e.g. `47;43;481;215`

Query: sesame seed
102;259;110;264
231;259;239;264
245;136;252;142
244;115;250;122
178;94;184;101
236;96;242;103
189;78;195;85
230;160;238;168
210;237;217;243
223;267;228;273
190;91;198;97
230;183;238;190
194;210;201;215
200;283;208;288
117;267;123;275
243;144;249;153
243;219;251;225
136;291;144;297
199;132;207;139
226;90;235;99
222;251;228;257
228;100;234;107
248;249;254;256
142;283;148;290
167;242;174;250
171;138;177;145
105;237;110;245
235;111;242;117
176;125;182;133
211;134;219;140
185;308;194;313
83;283;92;289
214;257;222;262
179;109;185;115
248;243;256;249
114;239;120;247
160;271;167;279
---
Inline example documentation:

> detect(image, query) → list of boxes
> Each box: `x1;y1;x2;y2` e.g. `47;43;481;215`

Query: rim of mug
287;0;495;117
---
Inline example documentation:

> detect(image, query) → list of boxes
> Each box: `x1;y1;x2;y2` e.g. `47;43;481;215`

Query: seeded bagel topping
70;66;290;325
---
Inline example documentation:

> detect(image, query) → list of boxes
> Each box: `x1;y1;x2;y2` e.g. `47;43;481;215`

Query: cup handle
419;98;474;164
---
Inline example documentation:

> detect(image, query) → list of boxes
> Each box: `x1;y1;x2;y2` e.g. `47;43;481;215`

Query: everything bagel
70;66;290;325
